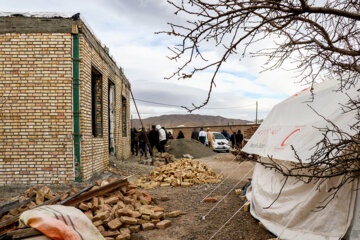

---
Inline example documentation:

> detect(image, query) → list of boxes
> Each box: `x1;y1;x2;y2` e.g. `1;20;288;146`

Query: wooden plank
7;228;42;239
0;198;35;217
63;179;129;206
58;183;95;205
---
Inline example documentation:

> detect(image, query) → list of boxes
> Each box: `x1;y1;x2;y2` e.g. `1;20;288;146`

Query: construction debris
136;158;224;189
1;178;173;240
243;201;250;212
204;197;218;203
151;152;176;166
231;149;258;161
235;189;242;195
168;210;182;218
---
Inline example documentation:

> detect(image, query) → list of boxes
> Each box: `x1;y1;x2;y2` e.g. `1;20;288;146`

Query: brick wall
0;33;74;184
80;35;131;181
168;124;260;140
0;31;131;184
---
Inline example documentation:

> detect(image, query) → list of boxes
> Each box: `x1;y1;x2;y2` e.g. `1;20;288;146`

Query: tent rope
209;204;245;240
201;165;254;219
200;151;242;203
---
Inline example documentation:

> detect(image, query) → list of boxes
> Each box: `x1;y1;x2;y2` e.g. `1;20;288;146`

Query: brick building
0;13;131;184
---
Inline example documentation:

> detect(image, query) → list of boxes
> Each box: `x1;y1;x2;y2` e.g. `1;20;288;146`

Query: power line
131;98;256;110
131;98;181;107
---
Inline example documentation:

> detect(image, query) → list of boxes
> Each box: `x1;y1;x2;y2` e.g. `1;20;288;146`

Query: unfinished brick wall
80;35;131;181
0;33;74;184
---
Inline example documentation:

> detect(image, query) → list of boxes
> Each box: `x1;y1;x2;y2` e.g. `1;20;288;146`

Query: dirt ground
0;153;275;240
131;153;275;240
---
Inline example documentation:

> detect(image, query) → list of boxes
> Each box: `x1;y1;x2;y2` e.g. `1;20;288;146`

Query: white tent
242;80;359;240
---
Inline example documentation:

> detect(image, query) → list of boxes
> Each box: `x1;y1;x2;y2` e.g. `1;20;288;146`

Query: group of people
131;126;245;157
131;124;172;158
229;130;244;148
190;128;244;148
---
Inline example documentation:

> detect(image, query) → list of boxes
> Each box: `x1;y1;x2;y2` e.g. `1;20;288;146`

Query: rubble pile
1;178;174;240
152;152;176;166
136;158;224;189
0;185;70;223
230;149;258;161
77;179;172;240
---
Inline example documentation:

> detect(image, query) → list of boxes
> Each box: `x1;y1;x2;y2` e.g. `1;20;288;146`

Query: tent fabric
242;80;358;163
247;162;357;240
346;182;360;239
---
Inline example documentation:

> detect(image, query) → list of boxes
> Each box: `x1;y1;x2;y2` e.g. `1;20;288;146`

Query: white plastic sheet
243;80;359;163
247;162;357;240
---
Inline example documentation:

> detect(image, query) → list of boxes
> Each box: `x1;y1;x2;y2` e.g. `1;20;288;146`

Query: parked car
206;132;230;152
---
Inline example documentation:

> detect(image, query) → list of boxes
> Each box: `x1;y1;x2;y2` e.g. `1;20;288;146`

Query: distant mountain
131;114;251;129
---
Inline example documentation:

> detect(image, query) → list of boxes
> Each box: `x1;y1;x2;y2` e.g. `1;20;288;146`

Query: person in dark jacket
235;130;244;148
191;128;199;141
139;128;148;157
177;130;185;139
230;132;236;148
131;128;139;156
221;129;230;140
148;125;159;156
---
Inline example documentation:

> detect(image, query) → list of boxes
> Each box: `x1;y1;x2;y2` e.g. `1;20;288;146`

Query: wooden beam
0;193;65;229
63;179;128;206
7;228;42;239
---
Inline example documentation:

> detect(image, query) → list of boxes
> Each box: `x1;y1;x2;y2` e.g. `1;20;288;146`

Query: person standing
177;130;185;139
139;128;148;157
148;125;159;156
235;130;244;148
206;128;215;149
230;132;236;148
131;128;139;156
199;128;206;144
191;128;199;141
221;129;230;140
156;124;167;153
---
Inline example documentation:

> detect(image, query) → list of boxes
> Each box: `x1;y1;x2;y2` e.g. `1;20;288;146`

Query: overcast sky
1;0;307;121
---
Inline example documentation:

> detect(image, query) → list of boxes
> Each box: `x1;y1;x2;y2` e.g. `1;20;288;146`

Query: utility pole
256;101;258;124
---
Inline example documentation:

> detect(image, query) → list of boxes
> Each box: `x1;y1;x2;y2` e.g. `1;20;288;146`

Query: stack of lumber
136;158;224;189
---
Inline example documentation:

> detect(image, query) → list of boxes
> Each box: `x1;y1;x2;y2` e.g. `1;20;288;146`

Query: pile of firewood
136;158;224;189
